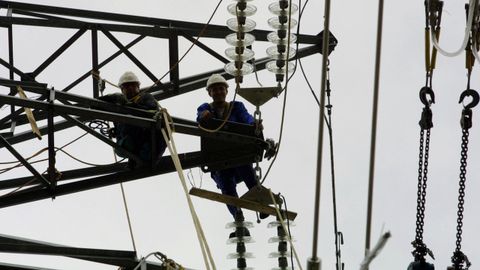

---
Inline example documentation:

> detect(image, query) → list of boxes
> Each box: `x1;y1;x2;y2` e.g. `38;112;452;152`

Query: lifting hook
419;86;435;106
459;89;480;109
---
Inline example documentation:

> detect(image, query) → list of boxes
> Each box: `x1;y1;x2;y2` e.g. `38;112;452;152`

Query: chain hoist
408;3;441;270
447;30;479;269
409;87;436;270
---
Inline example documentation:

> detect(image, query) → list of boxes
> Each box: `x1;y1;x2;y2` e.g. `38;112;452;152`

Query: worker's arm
97;93;128;105
196;103;212;123
233;101;255;125
131;92;159;110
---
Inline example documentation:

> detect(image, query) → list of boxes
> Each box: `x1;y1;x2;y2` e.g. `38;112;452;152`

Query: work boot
241;185;283;205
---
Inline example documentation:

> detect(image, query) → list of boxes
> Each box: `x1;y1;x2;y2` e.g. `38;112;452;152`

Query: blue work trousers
211;164;258;217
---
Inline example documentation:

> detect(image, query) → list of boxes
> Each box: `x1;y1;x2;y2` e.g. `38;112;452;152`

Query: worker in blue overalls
196;74;262;220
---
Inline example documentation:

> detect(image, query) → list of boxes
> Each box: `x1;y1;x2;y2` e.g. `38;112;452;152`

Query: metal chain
415;129;425;241
415;129;430;242
412;85;435;261
254;106;262;136
412;128;433;261
450;129;471;270
449;87;479;269
254;160;262;184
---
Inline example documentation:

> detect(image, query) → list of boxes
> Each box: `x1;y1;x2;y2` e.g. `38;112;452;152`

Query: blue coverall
196;101;258;217
113;92;167;164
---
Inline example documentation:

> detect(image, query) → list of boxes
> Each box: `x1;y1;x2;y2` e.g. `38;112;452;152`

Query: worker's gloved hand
98;93;128;106
264;138;277;160
153;110;163;122
199;110;212;124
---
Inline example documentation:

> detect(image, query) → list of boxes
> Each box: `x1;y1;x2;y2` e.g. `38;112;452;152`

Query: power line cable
145;0;225;92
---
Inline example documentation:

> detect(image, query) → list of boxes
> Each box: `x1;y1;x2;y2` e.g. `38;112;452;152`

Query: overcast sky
1;0;480;270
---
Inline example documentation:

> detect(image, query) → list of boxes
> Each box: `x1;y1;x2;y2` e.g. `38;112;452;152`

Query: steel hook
459;89;480;109
419;86;435;106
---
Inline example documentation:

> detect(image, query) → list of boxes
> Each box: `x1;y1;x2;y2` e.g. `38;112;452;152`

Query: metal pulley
459;89;479;130
408;261;435;270
447;250;471;270
419;86;435;107
419;87;435;129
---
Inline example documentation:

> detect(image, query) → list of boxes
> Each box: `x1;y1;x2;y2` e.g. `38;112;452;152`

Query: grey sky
1;0;480;269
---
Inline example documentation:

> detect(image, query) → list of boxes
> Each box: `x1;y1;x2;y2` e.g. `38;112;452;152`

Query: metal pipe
365;0;385;262
309;0;332;268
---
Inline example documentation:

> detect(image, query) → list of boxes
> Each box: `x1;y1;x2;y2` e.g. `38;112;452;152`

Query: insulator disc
267;32;297;45
268;2;298;15
226;33;256;47
226;47;255;61
266;61;295;75
266;46;296;60
268;17;297;30
267;220;296;228
228;3;257;16
227;236;255;244
268;235;294;243
227;252;255;259
268;251;292;258
225;62;254;76
226;221;255;229
227;18;256;32
232;268;254;270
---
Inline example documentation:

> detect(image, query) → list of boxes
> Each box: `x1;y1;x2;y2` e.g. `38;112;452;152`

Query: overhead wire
145;0;225;92
91;0;224;95
294;0;321;107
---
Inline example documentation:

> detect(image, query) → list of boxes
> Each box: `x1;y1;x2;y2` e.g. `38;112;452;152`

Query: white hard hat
206;74;228;90
118;71;140;87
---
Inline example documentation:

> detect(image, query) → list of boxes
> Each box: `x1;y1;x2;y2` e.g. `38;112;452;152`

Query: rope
132;251;185;270
161;110;216;270
0;132;90;175
365;0;384;260
268;189;303;270
54;147;123;167
430;0;477;57
91;71;119;89
112;152;138;253
0;177;37;199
